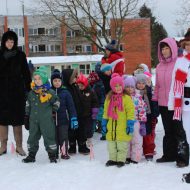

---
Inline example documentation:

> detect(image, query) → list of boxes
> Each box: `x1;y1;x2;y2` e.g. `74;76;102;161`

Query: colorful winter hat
100;63;112;72
87;71;99;86
33;66;49;84
76;73;89;89
105;39;118;52
123;75;136;88
138;63;150;72
135;73;147;84
110;73;124;93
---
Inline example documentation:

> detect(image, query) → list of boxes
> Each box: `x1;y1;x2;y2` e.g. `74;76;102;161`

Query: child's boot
48;152;57;163
78;142;90;155
22;152;36;163
68;142;76;154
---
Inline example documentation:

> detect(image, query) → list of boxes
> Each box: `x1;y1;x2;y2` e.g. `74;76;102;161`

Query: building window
85;45;92;53
67;46;74;53
38;44;46;52
79;65;85;74
55;45;61;52
66;30;72;38
79;64;90;74
38;28;45;35
86;64;90;74
76;45;82;53
50;45;54;52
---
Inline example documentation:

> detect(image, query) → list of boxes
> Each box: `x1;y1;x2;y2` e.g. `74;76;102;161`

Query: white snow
0;116;190;190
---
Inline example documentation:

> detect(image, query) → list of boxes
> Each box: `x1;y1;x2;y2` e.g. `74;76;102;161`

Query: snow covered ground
0;116;190;190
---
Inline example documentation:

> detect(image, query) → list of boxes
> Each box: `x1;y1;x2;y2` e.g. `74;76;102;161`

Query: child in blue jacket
51;69;78;159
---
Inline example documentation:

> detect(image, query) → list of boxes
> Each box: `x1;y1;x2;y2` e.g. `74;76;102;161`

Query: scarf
3;50;17;60
107;93;123;120
31;82;52;103
173;54;190;120
139;89;151;114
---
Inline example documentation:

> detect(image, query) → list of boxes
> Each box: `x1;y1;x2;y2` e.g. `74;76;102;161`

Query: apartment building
0;15;151;73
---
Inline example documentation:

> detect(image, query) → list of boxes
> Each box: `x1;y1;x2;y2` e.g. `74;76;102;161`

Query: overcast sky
0;0;183;37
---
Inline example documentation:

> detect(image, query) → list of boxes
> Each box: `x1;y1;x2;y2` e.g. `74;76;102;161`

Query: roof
27;54;103;65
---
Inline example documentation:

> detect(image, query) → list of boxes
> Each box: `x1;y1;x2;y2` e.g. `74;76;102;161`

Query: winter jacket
101;51;125;75
62;69;84;118
52;86;77;126
103;94;135;141
0;32;31;126
132;93;147;122
153;38;178;107
79;86;99;118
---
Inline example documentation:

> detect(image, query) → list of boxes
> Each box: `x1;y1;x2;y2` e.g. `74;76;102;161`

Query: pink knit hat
110;73;124;92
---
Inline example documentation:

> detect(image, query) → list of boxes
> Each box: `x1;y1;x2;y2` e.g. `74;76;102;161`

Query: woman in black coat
0;31;31;156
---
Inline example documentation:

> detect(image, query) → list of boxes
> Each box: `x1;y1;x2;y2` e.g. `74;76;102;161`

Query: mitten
126;120;135;135
139;121;146;136
92;108;99;120
24;115;29;130
101;118;108;135
151;118;158;127
151;101;160;118
71;117;78;130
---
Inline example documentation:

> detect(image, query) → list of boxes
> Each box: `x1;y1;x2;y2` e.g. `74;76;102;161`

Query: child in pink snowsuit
123;75;147;163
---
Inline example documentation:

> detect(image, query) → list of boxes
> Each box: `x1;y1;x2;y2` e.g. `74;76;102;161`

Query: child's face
125;86;135;95
161;46;171;59
114;84;123;94
34;75;43;86
78;83;85;90
53;78;62;88
136;82;146;90
5;39;14;50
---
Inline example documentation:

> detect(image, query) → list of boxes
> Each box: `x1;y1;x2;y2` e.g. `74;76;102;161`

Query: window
86;64;90;74
29;28;33;35
79;65;85;74
85;45;92;53
38;44;46;52
55;45;61;52
66;30;72;38
19;28;23;37
50;45;54;52
74;30;81;37
76;45;82;53
38;28;45;35
67;46;74;53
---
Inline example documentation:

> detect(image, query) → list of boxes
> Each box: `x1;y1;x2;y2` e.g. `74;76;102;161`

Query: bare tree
176;0;190;33
27;0;146;51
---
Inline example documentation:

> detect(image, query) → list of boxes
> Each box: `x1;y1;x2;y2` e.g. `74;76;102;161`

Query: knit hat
100;63;112;72
51;69;62;83
33;66;49;84
138;63;150;72
88;71;99;86
110;73;124;93
123;75;136;88
105;40;118;52
76;73;89;89
135;73;147;84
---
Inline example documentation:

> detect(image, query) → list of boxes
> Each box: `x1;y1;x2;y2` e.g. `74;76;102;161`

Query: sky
0;0;183;37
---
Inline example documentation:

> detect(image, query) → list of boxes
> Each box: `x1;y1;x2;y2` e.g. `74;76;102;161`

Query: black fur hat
51;69;62;84
1;30;18;51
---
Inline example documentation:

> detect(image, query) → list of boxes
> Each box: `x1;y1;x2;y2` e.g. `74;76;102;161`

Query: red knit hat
76;73;89;89
110;73;124;93
87;71;99;86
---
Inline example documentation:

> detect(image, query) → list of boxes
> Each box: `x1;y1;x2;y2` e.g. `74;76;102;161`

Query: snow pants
107;141;128;162
159;106;189;165
127;121;143;162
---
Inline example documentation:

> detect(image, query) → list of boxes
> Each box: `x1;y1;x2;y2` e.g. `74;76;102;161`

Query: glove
101;118;108;135
126;120;135;135
151;101;160;117
92;108;99;120
70;117;78;130
139;121;146;136
24;115;29;130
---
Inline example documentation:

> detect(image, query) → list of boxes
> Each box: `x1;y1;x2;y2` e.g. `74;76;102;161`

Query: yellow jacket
103;94;135;141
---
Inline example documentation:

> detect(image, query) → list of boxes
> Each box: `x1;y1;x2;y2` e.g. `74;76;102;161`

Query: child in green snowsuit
22;66;60;163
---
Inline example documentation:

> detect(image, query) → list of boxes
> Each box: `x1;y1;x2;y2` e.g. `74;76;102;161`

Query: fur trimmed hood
1;30;18;51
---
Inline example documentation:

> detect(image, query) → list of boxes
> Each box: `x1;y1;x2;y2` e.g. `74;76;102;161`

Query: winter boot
100;135;106;141
78;142;90;155
156;156;176;163
105;160;117;167
22;152;36;163
0;125;8;156
48;152;57;163
68;142;77;155
182;173;190;183
117;162;125;168
13;126;26;156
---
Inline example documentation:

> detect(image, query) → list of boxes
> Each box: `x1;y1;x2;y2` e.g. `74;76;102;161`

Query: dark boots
68;142;77;154
182;173;190;183
48;152;57;163
0;125;8;156
22;152;36;163
78;142;90;155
